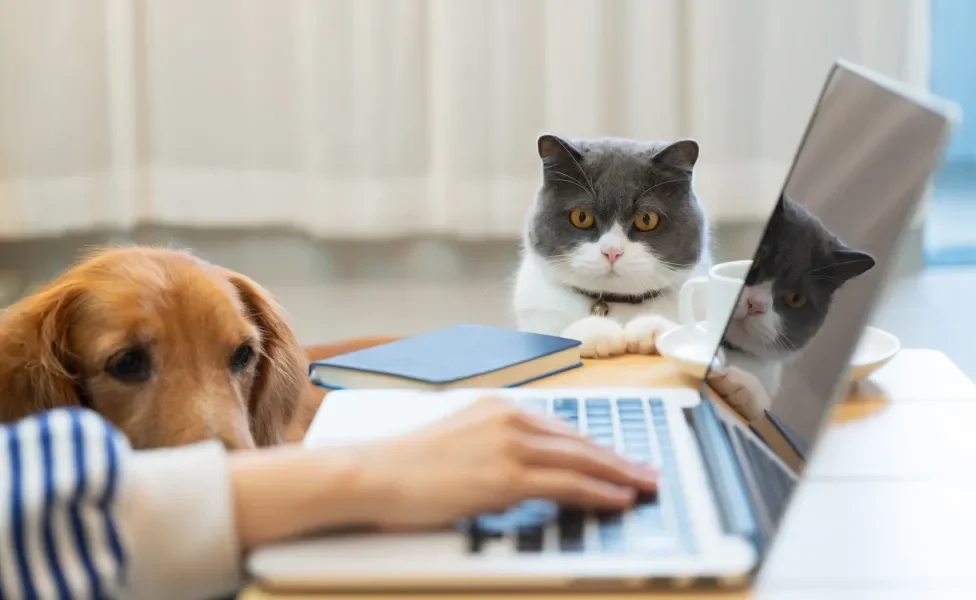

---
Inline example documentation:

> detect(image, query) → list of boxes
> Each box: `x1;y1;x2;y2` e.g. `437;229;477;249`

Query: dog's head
0;247;307;450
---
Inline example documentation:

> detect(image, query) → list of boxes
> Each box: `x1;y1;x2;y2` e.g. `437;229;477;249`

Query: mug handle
678;276;708;335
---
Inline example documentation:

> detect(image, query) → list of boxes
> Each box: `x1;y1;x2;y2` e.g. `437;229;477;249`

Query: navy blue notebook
309;324;582;390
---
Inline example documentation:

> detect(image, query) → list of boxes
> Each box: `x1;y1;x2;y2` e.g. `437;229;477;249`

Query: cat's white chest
513;257;681;334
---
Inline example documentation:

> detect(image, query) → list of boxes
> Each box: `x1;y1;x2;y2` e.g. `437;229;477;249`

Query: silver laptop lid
700;60;958;535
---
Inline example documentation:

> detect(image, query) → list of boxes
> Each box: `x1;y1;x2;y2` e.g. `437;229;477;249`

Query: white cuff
121;441;241;600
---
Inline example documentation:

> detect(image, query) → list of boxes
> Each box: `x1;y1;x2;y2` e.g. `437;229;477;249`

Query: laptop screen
699;62;954;488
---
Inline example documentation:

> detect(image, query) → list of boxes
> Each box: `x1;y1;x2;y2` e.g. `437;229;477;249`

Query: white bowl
655;323;721;380
656;323;900;382
849;326;901;381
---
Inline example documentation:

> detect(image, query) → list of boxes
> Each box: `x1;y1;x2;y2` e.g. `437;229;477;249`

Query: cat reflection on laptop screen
710;193;876;421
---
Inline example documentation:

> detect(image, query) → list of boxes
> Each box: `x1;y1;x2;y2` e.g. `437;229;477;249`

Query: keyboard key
516;526;544;553
585;398;611;413
634;503;665;533
597;512;625;553
554;398;578;415
553;399;579;428
558;508;586;552
620;418;647;430
617;398;643;411
618;408;645;419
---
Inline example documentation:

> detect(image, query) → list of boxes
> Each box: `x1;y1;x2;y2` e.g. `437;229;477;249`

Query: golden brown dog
0;246;309;450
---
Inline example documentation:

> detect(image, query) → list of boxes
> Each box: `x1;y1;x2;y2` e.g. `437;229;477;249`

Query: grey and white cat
513;134;711;357
720;194;876;414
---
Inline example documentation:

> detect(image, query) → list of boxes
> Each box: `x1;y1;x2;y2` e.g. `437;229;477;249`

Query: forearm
229;444;388;550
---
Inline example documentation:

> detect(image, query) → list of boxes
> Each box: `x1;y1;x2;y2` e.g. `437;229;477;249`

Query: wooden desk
241;349;976;600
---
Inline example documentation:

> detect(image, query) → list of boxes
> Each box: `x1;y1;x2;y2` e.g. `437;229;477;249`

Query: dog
0;246;309;450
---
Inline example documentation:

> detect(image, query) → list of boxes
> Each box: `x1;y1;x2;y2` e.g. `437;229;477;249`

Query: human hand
346;396;658;531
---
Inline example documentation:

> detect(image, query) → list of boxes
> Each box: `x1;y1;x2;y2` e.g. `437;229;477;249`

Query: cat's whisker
545;172;596;199
635;178;688;199
553;140;599;198
811;275;845;285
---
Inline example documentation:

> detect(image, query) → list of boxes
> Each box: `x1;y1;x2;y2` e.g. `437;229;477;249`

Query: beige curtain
0;0;930;240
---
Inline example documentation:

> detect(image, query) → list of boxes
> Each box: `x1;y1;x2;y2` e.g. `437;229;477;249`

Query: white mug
678;260;752;350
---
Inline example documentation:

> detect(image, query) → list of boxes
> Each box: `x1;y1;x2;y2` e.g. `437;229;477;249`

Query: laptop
247;60;959;592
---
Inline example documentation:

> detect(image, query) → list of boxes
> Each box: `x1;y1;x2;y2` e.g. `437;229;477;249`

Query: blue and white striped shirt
1;409;240;600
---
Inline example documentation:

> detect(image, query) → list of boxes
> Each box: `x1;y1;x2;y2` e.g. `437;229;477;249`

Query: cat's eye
633;211;660;232
105;348;152;383
569;209;595;229
783;292;807;309
230;344;255;373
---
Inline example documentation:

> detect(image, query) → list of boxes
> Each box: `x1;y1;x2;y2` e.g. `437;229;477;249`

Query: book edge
309;360;584;391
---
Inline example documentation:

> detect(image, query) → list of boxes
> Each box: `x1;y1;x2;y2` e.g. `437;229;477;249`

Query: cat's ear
653;140;699;173
537;134;583;168
768;194;789;225
825;248;876;283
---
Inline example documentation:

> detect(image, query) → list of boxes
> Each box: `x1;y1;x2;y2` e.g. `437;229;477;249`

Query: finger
473;399;587;440
422;396;514;433
518;469;637;510
516;434;658;493
513;411;586;440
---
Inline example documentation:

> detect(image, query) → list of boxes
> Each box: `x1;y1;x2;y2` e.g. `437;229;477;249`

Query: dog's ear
226;272;306;446
0;282;85;422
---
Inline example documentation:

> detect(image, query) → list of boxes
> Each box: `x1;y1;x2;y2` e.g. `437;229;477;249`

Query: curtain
0;0;930;241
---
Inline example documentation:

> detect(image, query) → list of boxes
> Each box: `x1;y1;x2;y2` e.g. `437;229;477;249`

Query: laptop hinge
684;402;764;552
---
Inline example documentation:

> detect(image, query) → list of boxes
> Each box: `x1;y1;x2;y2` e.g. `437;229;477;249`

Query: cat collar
571;287;665;317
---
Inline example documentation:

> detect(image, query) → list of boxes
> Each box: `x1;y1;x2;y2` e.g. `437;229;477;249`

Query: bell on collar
591;299;609;317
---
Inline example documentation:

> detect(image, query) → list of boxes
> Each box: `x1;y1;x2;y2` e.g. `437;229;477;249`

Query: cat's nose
601;248;623;265
746;298;767;316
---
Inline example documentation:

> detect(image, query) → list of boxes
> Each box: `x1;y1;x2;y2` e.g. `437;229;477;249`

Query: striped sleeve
1;408;129;599
1;410;242;600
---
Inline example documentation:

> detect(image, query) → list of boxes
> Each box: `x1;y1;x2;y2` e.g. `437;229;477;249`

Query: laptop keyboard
465;397;697;556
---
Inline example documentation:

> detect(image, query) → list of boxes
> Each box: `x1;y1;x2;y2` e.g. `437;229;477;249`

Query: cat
716;193;876;420
513;134;711;358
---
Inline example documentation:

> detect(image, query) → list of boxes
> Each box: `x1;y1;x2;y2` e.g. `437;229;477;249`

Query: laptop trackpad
305;390;479;448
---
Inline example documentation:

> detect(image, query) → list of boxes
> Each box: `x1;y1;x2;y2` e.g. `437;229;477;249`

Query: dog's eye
230;344;254;373
106;348;151;383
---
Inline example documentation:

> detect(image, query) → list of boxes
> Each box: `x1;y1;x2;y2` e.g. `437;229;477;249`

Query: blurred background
0;0;973;373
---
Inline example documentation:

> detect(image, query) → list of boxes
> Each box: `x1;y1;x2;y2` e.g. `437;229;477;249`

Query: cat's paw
623;315;678;355
562;316;626;359
706;366;770;422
